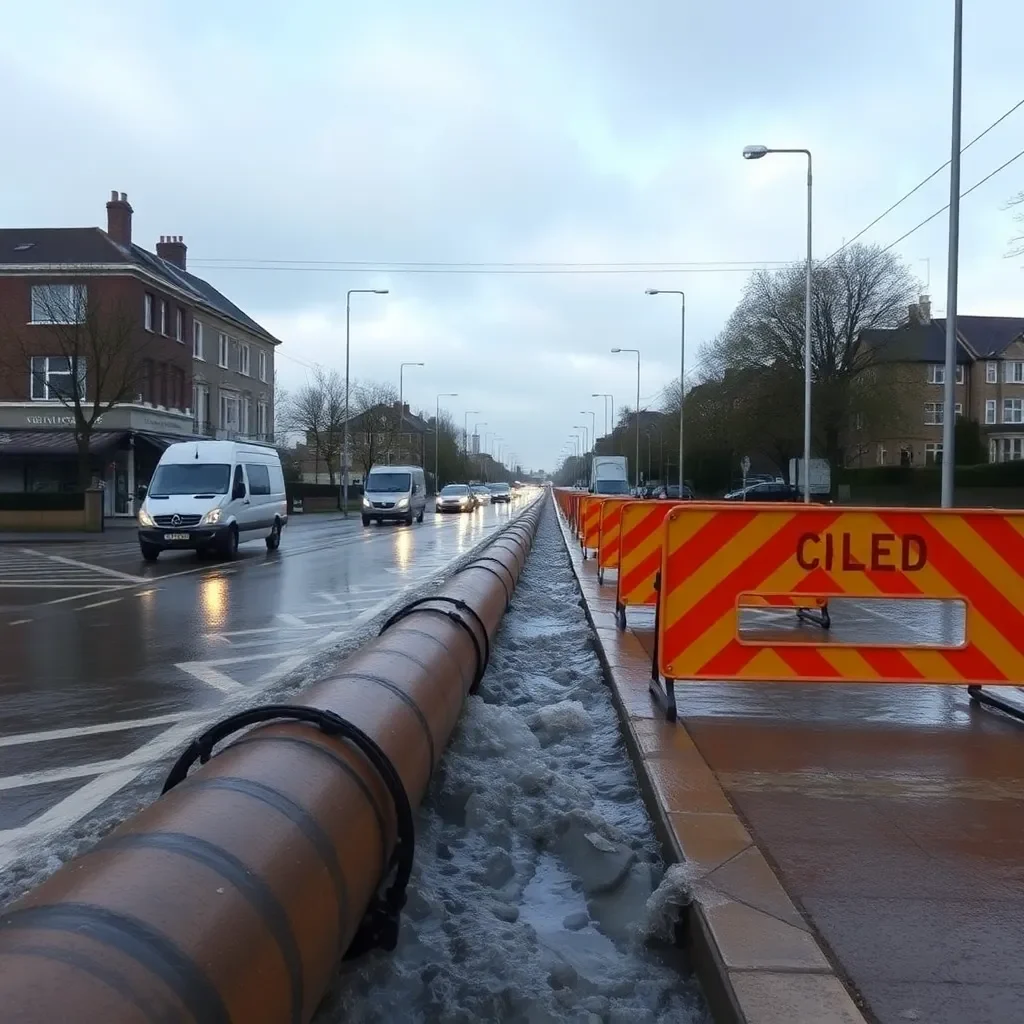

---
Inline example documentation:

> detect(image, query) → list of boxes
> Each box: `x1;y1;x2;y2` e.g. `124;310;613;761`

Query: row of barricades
553;488;1024;724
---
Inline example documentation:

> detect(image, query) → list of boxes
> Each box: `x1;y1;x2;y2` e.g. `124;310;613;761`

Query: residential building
855;297;1024;467
0;191;281;515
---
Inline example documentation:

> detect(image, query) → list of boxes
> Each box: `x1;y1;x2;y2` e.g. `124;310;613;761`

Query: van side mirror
412;483;418;495
232;480;247;500
136;484;148;500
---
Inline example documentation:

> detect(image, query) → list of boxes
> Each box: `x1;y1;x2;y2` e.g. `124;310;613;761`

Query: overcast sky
3;1;1023;471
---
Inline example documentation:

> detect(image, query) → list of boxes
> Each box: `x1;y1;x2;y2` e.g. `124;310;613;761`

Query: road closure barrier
580;496;604;558
0;498;546;1024
596;497;631;583
651;503;1024;721
615;500;675;626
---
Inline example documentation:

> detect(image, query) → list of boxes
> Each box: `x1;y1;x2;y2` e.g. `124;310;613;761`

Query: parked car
471;484;491;506
436;483;477;513
137;440;287;561
362;465;427;525
488;482;512;503
653;484;694;500
723;481;801;502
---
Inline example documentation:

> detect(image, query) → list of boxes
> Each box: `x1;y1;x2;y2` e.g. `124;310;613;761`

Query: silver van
137;440;287;561
361;465;427;525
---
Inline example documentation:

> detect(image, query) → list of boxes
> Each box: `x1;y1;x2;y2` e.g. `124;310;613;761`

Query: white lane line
175;662;244;693
78;597;123;611
23;549;147;583
0;711;201;749
45;586;130;605
317;592;342;604
135;589;161;598
7;619;32;626
0;583;129;589
275;613;306;627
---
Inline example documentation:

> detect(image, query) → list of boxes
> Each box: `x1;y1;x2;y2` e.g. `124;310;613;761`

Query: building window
852;411;863;431
1005;361;1024;384
924;443;943;466
927;364;944;385
219;390;240;433
193;320;204;360
995;437;1024;462
240;343;251;377
924;402;962;425
986;399;997;424
240;398;250;436
989;438;998;463
193;383;209;431
257;401;268;438
30;284;86;325
957;365;965;384
176;308;184;342
218;333;229;369
144;293;153;331
258;350;267;383
987;361;998;384
1003;398;1024;424
29;356;86;400
160;300;168;336
876;444;887;466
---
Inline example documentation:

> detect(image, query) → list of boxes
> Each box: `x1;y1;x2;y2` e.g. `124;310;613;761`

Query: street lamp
397;361;424;466
592;393;613;437
580;411;596;454
611;348;641;489
435;392;457;494
646;289;685;493
742;143;812;503
574;423;588;458
343;287;389;516
463;411;479;455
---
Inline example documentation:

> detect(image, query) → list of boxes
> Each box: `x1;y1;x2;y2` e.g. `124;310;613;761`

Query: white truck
590;455;631;495
788;457;832;497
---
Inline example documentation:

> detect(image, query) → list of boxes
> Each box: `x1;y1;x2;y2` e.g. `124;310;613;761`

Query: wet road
0;502;529;872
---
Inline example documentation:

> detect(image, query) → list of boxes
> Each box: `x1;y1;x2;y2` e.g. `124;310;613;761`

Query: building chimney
918;294;931;324
156;234;187;271
105;190;133;247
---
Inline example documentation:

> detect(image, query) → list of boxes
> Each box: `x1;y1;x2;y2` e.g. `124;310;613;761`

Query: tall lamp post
941;0;964;507
343;287;389;516
742;143;812;503
580;410;596;455
611;348;641;489
592;393;613;437
463;411;479;456
646;289;685;492
435;392;457;494
397;361;424;466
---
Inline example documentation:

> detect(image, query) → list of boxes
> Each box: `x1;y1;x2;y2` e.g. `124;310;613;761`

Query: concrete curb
553;497;868;1024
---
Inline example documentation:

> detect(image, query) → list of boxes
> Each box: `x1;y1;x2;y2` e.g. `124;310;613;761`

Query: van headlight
362;496;371;508
137;508;155;527
396;497;409;510
201;508;222;526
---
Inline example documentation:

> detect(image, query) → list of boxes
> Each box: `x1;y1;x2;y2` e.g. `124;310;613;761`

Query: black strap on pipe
161;704;414;961
379;596;490;694
456;556;516;608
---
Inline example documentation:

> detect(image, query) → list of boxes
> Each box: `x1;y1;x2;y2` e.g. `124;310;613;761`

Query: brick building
0;192;280;516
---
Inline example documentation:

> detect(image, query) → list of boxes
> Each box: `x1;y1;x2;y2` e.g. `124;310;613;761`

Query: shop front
0;404;196;517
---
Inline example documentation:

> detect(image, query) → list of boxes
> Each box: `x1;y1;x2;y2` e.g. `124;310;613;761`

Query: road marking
78;597;123;610
23;549;147;583
175;661;244;692
0;711;201;749
45;586;129;605
7;619;32;626
135;589;160;597
275;613;306;627
317;592;342;604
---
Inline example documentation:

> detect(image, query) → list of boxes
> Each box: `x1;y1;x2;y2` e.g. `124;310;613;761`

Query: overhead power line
825;96;1024;262
189;262;796;277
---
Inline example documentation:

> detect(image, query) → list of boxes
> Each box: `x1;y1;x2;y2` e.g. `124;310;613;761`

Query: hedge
838;462;1024;490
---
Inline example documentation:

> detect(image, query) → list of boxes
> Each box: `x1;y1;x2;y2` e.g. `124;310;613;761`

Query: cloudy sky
3;0;1022;471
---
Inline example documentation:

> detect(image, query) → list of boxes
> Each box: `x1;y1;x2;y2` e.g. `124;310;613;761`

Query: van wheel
266;520;281;551
406;511;415;525
362;516;370;527
416;508;424;523
140;541;160;562
220;526;239;560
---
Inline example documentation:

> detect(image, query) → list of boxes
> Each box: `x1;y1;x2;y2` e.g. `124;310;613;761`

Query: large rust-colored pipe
0;499;545;1023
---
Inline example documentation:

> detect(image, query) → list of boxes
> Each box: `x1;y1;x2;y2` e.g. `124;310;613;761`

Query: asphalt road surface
0;501;529;872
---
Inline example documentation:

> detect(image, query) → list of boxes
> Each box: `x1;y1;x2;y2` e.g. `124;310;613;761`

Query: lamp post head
742;145;769;160
645;288;660;295
373;288;389;294
611;347;622;353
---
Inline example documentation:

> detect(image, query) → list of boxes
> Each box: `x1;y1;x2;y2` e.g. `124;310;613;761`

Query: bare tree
1;284;155;489
1007;191;1024;258
279;367;345;483
351;381;400;476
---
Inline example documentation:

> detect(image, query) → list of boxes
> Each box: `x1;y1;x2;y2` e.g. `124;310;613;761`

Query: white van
137;440;287;561
361;464;426;526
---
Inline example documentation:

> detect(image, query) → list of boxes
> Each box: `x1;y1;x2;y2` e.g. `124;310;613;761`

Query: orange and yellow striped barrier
615;500;675;627
596;497;631;584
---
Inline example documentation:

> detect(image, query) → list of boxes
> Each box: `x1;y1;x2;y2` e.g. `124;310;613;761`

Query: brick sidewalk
559;506;1024;1024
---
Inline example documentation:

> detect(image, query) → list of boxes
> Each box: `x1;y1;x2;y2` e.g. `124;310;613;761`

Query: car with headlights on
471;484;491;506
436;483;477;513
488;482;512;503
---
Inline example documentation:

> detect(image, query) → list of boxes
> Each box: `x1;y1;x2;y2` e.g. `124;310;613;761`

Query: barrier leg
647;572;677;723
967;685;1024;723
615;602;626;631
597;567;604;584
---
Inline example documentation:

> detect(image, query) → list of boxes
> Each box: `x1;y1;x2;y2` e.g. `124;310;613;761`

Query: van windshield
366;472;412;493
594;479;630;495
150;464;231;496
